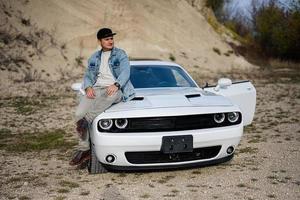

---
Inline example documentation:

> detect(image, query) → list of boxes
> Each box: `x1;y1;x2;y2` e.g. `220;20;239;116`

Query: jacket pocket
88;62;96;70
113;59;120;67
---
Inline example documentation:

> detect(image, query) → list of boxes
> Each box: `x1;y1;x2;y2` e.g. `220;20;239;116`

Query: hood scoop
185;94;201;99
131;96;144;101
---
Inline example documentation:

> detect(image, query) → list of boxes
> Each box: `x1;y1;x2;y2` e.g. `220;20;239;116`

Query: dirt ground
0;67;299;200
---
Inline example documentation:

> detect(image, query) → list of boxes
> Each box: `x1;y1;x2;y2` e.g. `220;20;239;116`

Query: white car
72;61;256;174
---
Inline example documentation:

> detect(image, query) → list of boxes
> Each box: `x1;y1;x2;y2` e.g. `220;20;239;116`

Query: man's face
99;36;114;51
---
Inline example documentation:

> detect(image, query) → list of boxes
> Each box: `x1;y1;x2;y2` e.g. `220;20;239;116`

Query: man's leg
74;95;95;151
70;87;122;166
75;87;121;151
85;87;122;123
70;95;95;166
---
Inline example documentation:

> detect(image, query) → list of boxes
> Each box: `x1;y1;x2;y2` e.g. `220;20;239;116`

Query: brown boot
76;118;88;139
69;150;91;166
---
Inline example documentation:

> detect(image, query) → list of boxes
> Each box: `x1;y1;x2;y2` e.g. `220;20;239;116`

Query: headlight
227;112;239;123
99;119;113;130
214;113;225;123
115;118;128;129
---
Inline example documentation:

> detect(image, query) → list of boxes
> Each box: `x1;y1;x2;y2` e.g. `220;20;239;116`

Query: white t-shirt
94;50;115;87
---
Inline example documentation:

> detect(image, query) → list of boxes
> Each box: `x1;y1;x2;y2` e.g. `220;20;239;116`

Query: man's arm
115;50;130;88
83;55;97;99
106;50;130;96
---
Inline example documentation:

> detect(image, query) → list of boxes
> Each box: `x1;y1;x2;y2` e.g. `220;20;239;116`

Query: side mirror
214;78;232;91
201;81;209;89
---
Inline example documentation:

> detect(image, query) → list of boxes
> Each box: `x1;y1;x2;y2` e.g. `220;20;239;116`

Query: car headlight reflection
115;119;128;129
99;119;113;130
214;113;225;123
227;112;239;123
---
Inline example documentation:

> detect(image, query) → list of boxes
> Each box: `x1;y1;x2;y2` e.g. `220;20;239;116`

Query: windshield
130;65;197;88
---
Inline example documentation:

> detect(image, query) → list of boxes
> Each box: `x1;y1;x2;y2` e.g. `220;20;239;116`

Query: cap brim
101;33;116;39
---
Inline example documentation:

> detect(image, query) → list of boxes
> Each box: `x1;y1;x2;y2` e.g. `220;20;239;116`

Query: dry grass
268;59;300;69
169;53;176;62
237;147;258;154
139;193;151;198
157;175;175;184
59;180;80;189
213;47;221;55
0;129;76;152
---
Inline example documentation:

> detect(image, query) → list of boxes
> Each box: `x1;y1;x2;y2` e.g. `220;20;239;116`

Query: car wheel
88;144;108;174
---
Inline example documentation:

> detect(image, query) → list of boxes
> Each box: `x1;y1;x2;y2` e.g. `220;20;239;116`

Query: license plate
161;135;193;153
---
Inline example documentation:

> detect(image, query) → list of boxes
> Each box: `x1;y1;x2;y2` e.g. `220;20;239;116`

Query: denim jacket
83;47;135;102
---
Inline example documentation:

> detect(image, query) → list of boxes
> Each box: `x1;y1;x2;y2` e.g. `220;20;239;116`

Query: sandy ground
0;67;299;200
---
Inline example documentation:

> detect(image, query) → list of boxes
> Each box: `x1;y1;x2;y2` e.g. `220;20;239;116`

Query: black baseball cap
97;28;116;39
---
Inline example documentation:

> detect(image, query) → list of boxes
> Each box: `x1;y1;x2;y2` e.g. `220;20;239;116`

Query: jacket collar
97;47;117;58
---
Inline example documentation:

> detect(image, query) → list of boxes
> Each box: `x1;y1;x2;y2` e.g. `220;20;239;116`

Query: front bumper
103;154;234;171
90;123;243;169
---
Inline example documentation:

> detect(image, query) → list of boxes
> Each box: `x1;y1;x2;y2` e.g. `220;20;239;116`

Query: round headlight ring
99;119;113;130
228;112;239;123
115;118;128;129
214;113;225;124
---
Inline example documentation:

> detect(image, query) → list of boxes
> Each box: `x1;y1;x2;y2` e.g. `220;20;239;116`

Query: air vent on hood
131;97;144;101
185;94;201;98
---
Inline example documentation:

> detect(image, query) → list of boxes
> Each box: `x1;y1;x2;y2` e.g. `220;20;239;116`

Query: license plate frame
161;135;193;154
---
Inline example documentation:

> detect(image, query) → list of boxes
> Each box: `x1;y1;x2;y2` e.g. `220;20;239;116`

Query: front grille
125;146;221;164
98;112;242;133
131;117;175;130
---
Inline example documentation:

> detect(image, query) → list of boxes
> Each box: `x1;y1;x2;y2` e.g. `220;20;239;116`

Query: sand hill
0;0;254;83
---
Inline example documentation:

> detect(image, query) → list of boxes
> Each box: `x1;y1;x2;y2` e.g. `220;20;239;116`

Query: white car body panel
204;81;256;126
106;88;233;113
96;105;240;119
91;101;242;167
92;124;242;167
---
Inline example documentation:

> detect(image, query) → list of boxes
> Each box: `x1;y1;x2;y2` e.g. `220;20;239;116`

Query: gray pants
75;86;122;151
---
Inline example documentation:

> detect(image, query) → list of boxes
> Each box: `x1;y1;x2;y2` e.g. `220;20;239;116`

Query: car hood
105;87;233;113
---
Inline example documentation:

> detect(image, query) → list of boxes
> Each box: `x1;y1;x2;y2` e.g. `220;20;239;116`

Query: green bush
253;2;300;60
217;0;300;60
206;0;224;11
206;0;300;60
169;53;176;61
206;0;225;19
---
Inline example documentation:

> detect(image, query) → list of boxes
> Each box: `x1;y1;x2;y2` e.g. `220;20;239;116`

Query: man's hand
106;84;119;96
85;87;96;99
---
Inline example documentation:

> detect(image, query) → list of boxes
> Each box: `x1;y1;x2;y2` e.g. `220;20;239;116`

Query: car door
203;80;256;126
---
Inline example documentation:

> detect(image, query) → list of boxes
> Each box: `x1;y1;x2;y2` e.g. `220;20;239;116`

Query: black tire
88;144;108;174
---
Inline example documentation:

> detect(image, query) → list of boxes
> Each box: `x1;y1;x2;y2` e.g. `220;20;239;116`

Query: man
69;28;135;168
